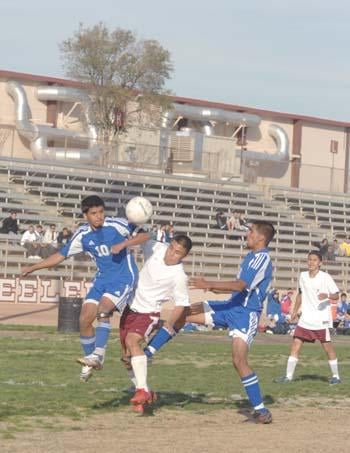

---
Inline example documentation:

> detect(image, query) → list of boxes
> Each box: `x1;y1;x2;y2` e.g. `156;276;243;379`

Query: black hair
173;234;192;254
252;221;275;245
341;292;347;298
308;250;323;261
81;195;105;214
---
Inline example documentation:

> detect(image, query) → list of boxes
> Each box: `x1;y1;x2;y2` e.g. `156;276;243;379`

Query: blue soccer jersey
227;248;273;312
60;217;138;284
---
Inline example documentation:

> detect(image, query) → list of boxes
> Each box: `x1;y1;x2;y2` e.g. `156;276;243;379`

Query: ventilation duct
7;81;99;164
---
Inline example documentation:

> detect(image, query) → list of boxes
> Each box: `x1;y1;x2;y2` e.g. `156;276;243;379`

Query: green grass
1;327;350;436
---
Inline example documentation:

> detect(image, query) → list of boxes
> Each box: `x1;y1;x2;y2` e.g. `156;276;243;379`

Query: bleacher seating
1;156;350;291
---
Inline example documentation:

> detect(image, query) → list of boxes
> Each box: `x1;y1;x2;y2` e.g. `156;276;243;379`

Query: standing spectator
215;211;227;231
57;227;72;248
313;238;329;260
20;224;41;258
0;211;19;236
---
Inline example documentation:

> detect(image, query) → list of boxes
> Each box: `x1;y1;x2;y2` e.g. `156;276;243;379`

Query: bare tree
60;23;173;141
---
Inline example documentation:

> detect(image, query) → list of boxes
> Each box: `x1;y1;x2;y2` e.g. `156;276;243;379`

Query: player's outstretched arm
21;252;66;276
110;232;150;254
189;276;247;293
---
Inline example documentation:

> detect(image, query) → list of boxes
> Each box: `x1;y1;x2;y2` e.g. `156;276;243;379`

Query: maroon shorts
293;325;331;343
119;306;160;347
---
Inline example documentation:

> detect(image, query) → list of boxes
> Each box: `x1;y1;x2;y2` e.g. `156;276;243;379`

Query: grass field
1;326;350;440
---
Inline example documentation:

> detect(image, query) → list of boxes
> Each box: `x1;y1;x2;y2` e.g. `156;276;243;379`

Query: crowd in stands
215;210;249;233
313;236;350;261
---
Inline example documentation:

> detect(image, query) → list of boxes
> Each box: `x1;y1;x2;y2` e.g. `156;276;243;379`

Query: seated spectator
42;224;59;257
336;292;349;322
266;289;284;323
227;210;239;231
156;224;167;243
165;224;175;243
20;224;42;258
343;311;350;329
339;237;350;257
215;211;227;230
237;212;249;231
332;239;340;257
313;238;329;259
0;211;19;236
57;227;72;248
280;288;293;319
35;224;45;243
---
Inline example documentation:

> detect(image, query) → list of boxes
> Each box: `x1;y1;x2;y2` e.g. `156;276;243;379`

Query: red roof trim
0;69;349;128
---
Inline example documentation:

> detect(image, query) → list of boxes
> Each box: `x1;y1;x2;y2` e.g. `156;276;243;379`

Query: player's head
81;195;105;229
307;250;322;272
164;234;192;266
246;221;275;250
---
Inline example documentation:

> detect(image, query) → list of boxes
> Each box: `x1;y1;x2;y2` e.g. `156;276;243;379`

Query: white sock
286;356;298;380
127;369;137;387
328;359;339;378
131;355;148;391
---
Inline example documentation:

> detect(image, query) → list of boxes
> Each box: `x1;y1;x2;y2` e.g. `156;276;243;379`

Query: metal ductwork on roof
7;81;100;164
237;124;289;179
159;103;261;168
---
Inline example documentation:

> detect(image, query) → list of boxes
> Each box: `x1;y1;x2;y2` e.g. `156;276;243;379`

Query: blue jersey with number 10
60;217;138;283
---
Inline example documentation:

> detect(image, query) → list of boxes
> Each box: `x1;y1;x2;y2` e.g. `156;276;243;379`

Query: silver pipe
237;124;289;178
7;81;99;163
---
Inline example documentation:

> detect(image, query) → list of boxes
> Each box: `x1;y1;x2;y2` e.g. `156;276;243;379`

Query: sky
1;0;350;121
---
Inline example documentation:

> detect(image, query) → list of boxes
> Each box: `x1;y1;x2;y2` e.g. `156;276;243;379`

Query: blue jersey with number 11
60;217;138;283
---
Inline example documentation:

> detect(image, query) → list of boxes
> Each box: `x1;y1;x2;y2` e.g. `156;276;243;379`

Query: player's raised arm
189;276;247;293
21;251;66;276
110;231;150;254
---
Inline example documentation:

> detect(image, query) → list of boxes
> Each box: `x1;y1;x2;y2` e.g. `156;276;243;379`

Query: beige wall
0;75;349;193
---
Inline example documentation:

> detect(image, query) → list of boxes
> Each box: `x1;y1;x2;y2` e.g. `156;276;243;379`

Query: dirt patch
2;406;350;453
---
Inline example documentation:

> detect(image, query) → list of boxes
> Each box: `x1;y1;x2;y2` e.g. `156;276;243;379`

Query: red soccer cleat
130;389;157;414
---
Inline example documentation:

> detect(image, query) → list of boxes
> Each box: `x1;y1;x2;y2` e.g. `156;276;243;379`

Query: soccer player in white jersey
275;250;341;384
119;234;192;414
145;221;275;424
21;195;149;381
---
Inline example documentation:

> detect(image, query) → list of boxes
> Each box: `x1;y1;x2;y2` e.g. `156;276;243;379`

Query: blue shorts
85;276;134;313
204;300;260;347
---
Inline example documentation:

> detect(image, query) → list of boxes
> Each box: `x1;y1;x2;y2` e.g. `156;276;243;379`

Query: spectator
165;224;175;243
20;224;42;258
156;224;167;242
280;288;293;319
339;237;350;257
42;224;58;256
336;292;349;323
35;224;45;242
227;210;239;231
0;211;19;236
57;227;72;248
313;238;329;259
237;212;249;231
215;211;227;230
266;290;283;323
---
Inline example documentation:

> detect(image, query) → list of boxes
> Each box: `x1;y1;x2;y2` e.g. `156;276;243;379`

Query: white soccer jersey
298;270;339;330
129;240;190;313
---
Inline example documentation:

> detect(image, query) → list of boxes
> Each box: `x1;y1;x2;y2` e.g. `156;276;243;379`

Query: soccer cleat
77;353;103;370
252;409;273;424
273;375;292;384
329;376;341;385
80;365;93;382
130;389;157;414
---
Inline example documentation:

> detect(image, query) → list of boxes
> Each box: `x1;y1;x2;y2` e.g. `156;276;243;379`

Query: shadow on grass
92;390;276;412
296;374;328;383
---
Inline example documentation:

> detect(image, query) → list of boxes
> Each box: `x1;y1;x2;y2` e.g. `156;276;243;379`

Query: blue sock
94;322;111;356
80;335;96;355
241;373;266;412
144;326;176;357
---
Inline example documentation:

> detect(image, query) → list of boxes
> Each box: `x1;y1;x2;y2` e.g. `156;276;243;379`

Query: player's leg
274;335;304;383
144;302;208;358
321;335;341;384
78;300;98;381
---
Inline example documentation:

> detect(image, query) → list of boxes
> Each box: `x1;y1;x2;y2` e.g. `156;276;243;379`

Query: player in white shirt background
275;250;341;384
119;234;192;414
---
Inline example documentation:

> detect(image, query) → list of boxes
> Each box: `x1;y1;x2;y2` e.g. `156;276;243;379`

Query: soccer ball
125;196;153;225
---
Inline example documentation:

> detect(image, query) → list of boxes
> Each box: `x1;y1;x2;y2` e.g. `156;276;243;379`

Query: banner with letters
0;278;93;304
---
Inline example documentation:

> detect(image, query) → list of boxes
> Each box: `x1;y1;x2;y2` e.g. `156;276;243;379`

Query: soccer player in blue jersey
21;195;149;381
144;220;275;424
